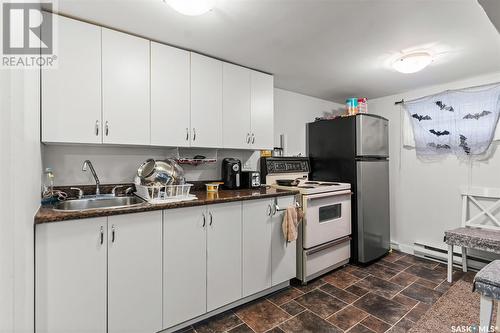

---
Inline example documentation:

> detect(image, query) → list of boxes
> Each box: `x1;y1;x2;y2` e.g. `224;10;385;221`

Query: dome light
392;52;433;74
163;0;215;16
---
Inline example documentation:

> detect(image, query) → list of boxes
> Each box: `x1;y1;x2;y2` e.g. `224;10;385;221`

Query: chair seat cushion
444;227;500;253
473;260;500;299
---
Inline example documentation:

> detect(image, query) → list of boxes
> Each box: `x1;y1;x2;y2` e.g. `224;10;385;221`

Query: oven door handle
305;190;353;200
304;236;351;256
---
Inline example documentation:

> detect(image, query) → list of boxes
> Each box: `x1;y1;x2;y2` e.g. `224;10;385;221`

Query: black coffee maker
221;158;241;189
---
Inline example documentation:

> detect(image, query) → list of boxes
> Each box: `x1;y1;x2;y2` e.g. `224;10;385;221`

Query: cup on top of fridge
345;97;368;116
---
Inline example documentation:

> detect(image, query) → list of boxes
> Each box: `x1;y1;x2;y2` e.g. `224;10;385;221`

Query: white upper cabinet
41;14;274;150
251;71;274;150
223;63;251;149
102;28;150;145
42;15;102;144
151;42;191;147
107;212;162;333
190;53;223;148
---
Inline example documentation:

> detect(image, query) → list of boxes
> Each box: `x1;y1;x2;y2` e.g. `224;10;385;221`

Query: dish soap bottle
41;168;55;203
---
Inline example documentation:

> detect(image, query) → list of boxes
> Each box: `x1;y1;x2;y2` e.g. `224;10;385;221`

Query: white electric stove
272;178;351;195
261;157;352;284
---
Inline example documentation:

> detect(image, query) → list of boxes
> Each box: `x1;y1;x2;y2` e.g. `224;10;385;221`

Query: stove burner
298;186;315;189
304;181;319;185
319;182;341;186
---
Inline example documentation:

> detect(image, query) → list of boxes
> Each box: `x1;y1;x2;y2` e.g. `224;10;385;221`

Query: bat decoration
463;110;491;120
428;142;451;150
459;134;471;155
435;101;455;112
429;129;450;136
412;113;432;121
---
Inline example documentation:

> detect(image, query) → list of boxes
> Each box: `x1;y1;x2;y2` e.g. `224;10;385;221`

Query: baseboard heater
412;242;491;271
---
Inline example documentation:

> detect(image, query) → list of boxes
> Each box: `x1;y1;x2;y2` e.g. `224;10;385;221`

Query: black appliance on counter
240;171;261;189
307;114;390;264
221;158;242;189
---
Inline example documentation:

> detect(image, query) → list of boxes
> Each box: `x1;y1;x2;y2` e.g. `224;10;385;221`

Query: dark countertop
35;187;299;224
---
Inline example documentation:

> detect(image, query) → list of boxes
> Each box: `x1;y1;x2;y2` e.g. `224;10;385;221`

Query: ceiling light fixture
392;52;433;74
163;0;215;16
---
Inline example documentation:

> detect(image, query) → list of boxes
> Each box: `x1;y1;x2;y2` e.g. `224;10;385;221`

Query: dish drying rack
135;183;197;204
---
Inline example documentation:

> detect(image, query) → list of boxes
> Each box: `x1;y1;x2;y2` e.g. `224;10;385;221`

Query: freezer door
356;160;390;263
356;115;389;157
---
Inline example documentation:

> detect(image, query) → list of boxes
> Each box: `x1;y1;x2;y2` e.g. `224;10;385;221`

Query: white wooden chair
444;187;500;332
444;187;500;283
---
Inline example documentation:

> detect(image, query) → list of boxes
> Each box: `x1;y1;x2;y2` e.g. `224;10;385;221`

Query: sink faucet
82;160;100;195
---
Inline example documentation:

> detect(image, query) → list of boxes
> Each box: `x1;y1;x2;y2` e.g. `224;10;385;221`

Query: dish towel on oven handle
282;206;303;243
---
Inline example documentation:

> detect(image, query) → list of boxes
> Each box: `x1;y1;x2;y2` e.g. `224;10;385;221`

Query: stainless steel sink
53;195;145;212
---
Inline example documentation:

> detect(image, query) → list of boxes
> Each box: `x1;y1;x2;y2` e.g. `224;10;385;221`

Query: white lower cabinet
107;211;162;333
163;202;242;328
207;202;242;311
35;213;162;333
242;199;273;297
271;196;297;285
36;196;295;332
35;218;107;333
163;205;207;328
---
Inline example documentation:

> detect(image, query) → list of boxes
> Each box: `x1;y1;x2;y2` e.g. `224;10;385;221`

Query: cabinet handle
111;225;115;243
100;226;104;245
209;212;213;226
246;133;250;144
193;128;196;141
186;128;189;141
251;133;255;144
267;204;272;216
105;121;109;136
272;202;277;216
95;120;99;136
202;213;206;227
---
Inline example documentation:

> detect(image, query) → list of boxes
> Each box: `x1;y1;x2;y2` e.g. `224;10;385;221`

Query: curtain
404;83;500;159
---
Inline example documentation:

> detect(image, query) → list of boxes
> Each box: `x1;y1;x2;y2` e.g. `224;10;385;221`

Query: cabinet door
190;53;223;148
151;42;191;147
35;218;107;333
107;212;162;333
271;196;297;285
102;28;150;145
242;199;272;297
207;202;242;311
250;71;274;150
163;206;207;328
223;63;251;149
42;14;101;144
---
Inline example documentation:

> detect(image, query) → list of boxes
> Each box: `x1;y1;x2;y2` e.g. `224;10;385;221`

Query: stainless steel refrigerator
307;114;390;263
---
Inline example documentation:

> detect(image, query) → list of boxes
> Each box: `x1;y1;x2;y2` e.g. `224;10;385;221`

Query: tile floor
177;251;472;333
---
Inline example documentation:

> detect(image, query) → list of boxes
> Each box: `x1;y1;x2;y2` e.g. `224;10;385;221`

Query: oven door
302;190;352;249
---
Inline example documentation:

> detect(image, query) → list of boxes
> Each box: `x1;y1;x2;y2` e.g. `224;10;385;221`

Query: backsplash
42;144;260;186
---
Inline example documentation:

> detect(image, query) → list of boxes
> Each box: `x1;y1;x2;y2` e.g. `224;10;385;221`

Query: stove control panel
261;157;310;175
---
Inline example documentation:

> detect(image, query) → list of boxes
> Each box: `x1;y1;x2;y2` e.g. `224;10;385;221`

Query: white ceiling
49;0;500;103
